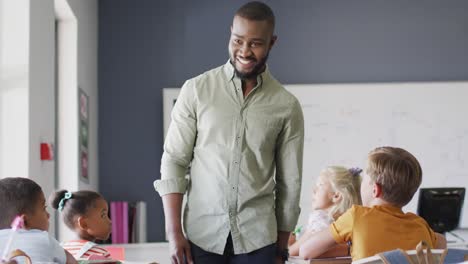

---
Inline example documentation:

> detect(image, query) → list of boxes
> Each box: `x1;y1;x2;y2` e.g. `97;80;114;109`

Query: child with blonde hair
289;166;362;256
299;146;447;261
0;177;77;264
50;190;112;260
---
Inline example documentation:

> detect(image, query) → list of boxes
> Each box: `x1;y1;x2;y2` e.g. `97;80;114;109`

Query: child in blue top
0;177;77;264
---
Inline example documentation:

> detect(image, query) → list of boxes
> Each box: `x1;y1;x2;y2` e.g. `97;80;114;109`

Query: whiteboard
286;82;468;228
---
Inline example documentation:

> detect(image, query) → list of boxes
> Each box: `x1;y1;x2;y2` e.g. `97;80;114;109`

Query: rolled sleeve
275;99;304;231
155;80;197;197
154;178;188;196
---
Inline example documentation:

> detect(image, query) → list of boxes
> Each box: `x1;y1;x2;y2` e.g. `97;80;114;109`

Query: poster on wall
79;88;89;183
162;88;181;139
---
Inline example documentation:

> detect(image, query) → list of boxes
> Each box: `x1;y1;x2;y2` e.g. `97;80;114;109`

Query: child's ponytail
50;190;70;210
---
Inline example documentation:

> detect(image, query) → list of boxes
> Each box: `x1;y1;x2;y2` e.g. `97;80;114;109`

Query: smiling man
154;2;304;264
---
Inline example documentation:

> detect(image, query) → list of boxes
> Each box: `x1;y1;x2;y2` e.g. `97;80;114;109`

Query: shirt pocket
245;117;282;150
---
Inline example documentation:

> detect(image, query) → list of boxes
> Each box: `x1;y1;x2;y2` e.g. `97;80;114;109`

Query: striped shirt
62;240;111;259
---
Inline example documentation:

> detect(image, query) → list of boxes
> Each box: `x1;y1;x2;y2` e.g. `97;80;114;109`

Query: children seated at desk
289;166;362;256
299;146;447;261
50;190;112;260
0;177;77;264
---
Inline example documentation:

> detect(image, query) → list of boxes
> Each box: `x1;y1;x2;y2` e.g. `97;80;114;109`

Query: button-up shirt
154;60;304;254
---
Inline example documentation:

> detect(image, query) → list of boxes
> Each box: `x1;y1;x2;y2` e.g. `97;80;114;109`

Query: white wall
0;0;98;240
0;0;29;180
28;0;98;196
29;0;56;209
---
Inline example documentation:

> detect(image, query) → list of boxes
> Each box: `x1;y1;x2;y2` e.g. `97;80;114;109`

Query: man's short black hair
235;1;275;30
0;177;43;228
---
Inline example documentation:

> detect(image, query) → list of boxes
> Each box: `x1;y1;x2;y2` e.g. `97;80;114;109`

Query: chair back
7;249;32;264
352;241;468;264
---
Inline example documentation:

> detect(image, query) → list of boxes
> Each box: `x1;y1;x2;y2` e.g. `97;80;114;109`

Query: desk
447;228;468;249
109;231;468;264
116;243;351;264
287;256;351;264
106;242;170;264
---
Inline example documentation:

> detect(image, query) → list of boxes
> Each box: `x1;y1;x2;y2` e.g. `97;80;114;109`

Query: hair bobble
348;167;362;177
58;191;72;211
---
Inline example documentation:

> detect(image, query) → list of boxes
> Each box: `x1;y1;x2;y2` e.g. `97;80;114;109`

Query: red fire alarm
40;143;54;161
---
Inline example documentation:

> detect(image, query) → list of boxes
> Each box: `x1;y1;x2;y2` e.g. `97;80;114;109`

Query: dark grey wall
98;0;468;242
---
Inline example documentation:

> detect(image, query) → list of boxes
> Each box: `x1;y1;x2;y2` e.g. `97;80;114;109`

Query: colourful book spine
122;201;129;243
110;201;118;244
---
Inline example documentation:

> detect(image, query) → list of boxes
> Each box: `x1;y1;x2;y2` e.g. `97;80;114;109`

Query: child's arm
315;243;348;258
434;232;447;249
288;233;296;246
289;229;316;256
290;230;349;258
65;250;78;264
299;229;337;259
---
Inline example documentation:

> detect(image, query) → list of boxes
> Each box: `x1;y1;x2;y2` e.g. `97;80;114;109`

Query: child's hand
288;233;296;246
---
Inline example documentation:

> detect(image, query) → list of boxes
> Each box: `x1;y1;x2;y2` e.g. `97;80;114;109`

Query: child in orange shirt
299;146;447;261
289;166;362;256
50;190;112;260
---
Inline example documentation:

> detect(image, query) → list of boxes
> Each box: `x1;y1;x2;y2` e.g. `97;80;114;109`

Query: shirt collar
222;59;270;87
374;204;404;214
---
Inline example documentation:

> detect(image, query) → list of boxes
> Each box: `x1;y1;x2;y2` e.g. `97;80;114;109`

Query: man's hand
168;231;193;264
275;256;284;264
276;231;290;264
161;194;192;264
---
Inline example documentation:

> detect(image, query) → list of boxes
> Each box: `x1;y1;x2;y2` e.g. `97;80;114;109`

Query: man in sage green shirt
154;2;304;263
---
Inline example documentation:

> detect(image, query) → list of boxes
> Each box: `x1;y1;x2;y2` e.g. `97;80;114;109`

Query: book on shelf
110;202;118;244
108;200;147;244
122;202;129;243
135;201;147;243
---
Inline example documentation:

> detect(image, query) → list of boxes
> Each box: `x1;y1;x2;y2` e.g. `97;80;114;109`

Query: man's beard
232;52;269;80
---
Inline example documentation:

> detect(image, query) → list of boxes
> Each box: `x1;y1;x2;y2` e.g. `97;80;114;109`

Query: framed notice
79;88;89;183
162;88;181;139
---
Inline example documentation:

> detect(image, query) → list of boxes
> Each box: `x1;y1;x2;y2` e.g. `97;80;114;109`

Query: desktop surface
105;242;170;264
107;232;468;264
